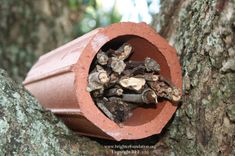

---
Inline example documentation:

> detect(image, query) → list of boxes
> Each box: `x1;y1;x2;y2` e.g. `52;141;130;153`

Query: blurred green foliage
68;0;121;36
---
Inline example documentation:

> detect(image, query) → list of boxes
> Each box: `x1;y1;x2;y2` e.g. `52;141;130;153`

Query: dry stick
123;65;146;76
110;57;126;74
106;97;132;123
171;88;181;102
148;81;168;96
104;72;120;89
158;76;181;101
113;43;133;60
106;43;132;62
148;80;181;102
144;57;160;72
122;89;158;104
97;51;109;65
109;72;119;84
96;102;115;121
92;89;104;98
106;49;115;57
105;43;133;75
87;70;109;92
119;77;146;91
122;94;143;104
125;60;145;69
105;87;123;97
134;73;159;82
158;75;175;87
142;89;158;103
124;60;145;76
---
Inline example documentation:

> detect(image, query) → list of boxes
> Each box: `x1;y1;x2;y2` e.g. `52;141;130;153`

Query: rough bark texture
0;69;110;155
151;0;235;155
0;0;83;82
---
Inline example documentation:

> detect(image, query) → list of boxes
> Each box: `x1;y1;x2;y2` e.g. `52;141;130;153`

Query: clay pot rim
74;22;182;141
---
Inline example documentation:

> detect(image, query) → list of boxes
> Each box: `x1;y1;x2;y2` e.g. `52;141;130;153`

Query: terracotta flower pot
23;22;182;141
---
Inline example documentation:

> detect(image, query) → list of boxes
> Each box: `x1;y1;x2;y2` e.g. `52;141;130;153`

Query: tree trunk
0;0;84;82
151;0;235;155
0;69;111;155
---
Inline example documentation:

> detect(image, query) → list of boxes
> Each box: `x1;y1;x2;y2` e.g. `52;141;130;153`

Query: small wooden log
106;97;132;123
97;50;109;65
172;87;181;102
91;88;104;98
125;60;145;69
122;89;157;104
135;73;159;82
114;43;133;60
96;101;115;121
123;65;146;76
87;70;109;92
110;57;126;74
119;77;146;91
144;57;160;72
105;87;123;97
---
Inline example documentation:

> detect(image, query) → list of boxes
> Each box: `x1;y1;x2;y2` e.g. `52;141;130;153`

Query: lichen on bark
0;69;110;155
150;0;235;155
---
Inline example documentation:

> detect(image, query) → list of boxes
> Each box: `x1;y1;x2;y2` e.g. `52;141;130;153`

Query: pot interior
90;35;171;126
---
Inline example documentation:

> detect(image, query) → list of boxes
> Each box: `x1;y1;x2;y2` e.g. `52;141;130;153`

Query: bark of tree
0;0;84;82
150;0;235;155
0;69;111;155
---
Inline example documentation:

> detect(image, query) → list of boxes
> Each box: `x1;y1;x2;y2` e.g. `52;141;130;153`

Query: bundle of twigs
87;43;181;123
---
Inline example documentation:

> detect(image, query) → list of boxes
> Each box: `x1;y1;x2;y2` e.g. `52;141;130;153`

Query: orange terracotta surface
23;22;182;141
